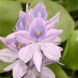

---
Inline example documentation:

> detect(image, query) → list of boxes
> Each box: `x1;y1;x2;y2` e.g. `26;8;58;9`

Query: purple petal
40;29;63;42
33;47;42;72
41;36;61;45
52;37;61;45
29;17;46;40
6;32;16;41
26;9;34;24
0;36;17;52
13;60;27;78
19;11;26;18
6;31;25;41
16;11;26;31
25;11;32;30
6;32;18;45
24;68;37;78
43;58;64;66
6;31;27;40
18;10;33;31
33;2;48;20
16;11;28;31
0;48;18;62
46;12;60;29
19;43;35;63
43;58;55;66
41;43;62;61
40;67;55;78
16;31;35;44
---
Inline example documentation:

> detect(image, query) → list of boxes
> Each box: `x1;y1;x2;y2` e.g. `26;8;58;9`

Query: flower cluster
0;2;63;78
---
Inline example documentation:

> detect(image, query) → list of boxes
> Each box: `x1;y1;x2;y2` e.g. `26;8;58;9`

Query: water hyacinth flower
15;3;63;72
14;2;63;72
0;37;27;78
16;17;63;72
0;2;63;78
15;2;60;31
32;2;48;20
6;2;61;42
0;36;56;78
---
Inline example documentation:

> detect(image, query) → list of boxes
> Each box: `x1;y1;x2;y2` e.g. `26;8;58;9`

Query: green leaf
0;0;22;73
19;0;33;3
48;63;68;78
64;0;78;12
61;30;78;70
0;77;10;78
75;20;78;29
0;61;10;73
0;71;12;78
0;42;6;49
29;0;75;42
0;76;10;78
0;0;22;36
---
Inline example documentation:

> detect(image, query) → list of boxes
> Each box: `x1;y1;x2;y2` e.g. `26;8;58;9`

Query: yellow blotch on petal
17;43;21;49
20;21;23;28
38;12;41;17
36;30;41;36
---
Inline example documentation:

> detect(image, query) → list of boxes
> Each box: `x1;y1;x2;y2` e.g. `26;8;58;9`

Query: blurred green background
0;0;78;78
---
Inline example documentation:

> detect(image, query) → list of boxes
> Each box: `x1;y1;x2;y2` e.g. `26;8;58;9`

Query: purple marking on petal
30;64;35;69
31;24;45;40
16;11;27;31
15;40;25;51
16;19;26;30
33;2;47;20
29;18;46;40
16;18;27;31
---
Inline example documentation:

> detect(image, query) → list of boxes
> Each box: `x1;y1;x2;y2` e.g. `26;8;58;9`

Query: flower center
17;43;22;49
36;30;41;36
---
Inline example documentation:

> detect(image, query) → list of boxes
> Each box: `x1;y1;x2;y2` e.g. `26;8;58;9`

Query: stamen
36;30;41;36
26;3;28;11
17;43;21;49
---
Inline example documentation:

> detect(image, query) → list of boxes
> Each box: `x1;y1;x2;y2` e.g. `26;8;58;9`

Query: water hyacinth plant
0;2;63;78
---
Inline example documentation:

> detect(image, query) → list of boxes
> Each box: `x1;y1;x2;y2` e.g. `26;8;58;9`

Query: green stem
71;70;75;78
